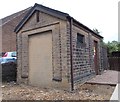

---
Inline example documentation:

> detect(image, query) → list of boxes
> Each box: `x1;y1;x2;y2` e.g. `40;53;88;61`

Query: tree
93;28;100;34
117;42;120;51
106;41;120;54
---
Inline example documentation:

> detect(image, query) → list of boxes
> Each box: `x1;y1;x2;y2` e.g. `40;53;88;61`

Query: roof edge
0;7;32;26
14;3;69;33
14;3;103;39
72;18;103;38
14;6;34;33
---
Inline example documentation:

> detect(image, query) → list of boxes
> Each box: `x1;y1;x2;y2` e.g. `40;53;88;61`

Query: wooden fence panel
108;57;120;71
2;62;17;82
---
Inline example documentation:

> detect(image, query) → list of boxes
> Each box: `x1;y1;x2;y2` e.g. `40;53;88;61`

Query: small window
77;33;86;47
77;33;85;44
36;11;39;22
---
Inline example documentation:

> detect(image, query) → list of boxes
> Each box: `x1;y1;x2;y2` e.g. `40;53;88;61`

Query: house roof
14;3;103;38
0;7;31;26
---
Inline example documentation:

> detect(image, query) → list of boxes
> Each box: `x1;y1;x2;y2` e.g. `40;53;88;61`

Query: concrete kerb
110;84;119;101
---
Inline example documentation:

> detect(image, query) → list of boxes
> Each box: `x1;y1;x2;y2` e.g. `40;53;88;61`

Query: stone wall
100;44;108;72
17;11;70;90
66;22;102;89
92;36;103;75
17;9;104;91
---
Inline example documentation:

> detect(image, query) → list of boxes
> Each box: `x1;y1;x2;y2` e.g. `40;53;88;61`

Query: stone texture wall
66;22;72;89
72;25;96;89
100;43;108;72
17;10;104;91
92;36;102;75
17;11;70;90
66;22;103;89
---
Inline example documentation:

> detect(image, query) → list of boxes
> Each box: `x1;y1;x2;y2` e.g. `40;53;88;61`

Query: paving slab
87;70;120;85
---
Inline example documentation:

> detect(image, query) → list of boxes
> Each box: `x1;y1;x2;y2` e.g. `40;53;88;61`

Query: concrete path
87;70;120;85
87;70;120;101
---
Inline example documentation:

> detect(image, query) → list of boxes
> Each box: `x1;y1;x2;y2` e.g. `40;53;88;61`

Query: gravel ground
2;82;115;100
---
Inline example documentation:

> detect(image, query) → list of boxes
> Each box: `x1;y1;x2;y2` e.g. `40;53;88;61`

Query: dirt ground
2;82;115;100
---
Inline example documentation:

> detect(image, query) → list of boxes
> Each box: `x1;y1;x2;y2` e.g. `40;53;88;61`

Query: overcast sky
0;0;119;42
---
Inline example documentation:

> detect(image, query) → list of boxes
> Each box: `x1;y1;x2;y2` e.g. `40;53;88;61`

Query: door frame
28;30;53;87
93;40;99;75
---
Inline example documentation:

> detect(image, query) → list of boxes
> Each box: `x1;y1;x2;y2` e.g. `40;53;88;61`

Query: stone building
15;3;105;91
0;7;31;52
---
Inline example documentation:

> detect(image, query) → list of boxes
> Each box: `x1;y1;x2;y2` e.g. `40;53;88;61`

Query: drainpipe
68;16;74;91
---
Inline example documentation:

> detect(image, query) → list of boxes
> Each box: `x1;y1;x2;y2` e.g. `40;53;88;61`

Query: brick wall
66;24;96;89
2;9;29;52
17;9;104;91
67;22;102;89
92;36;102;75
17;11;70;90
0;20;2;53
100;44;108;72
